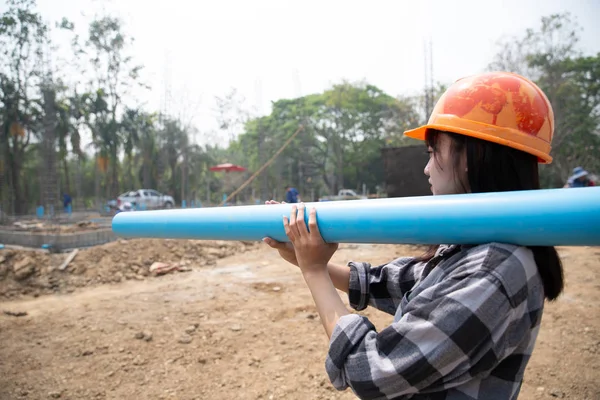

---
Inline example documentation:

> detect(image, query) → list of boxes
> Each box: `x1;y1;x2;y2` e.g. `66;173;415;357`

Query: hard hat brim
404;120;552;164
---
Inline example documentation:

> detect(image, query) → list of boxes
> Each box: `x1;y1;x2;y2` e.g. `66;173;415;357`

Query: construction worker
62;193;72;213
285;185;301;203
115;202;133;215
564;166;595;188
264;71;563;399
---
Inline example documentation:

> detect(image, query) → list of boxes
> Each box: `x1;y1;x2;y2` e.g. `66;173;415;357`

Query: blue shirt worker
285;186;301;203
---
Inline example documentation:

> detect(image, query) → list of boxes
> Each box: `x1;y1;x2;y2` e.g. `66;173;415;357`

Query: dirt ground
0;241;598;400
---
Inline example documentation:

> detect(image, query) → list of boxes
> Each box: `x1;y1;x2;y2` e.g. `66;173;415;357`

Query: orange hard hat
404;71;554;163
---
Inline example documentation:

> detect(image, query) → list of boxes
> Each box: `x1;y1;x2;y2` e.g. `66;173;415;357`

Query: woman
263;71;564;399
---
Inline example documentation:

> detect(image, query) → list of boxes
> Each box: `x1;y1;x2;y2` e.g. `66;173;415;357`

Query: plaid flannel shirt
325;242;545;400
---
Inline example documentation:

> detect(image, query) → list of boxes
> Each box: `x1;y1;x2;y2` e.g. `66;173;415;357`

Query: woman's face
424;133;469;195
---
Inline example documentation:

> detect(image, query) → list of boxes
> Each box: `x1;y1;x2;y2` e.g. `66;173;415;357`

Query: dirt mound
0;239;259;299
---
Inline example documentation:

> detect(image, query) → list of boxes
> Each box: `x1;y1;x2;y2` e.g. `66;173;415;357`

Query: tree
489;13;599;187
121;107;145;189
83;14;146;201
0;0;49;214
135;115;159;189
157;117;188;201
226;81;422;200
315;81;421;193
214;88;251;145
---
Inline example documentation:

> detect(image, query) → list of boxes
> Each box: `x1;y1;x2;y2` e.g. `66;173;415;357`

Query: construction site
1;1;600;398
0;137;599;400
0;227;598;400
1;73;599;400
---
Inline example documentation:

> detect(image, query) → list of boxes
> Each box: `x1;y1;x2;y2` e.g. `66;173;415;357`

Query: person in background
63;193;72;213
564;166;595;188
115;202;133;215
285;185;301;203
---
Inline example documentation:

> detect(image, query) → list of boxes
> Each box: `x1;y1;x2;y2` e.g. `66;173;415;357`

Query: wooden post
220;125;304;206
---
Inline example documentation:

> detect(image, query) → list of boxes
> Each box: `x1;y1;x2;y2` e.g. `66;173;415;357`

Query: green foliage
489;12;600;187
1;3;599;216
224;81;422;200
0;0;49;215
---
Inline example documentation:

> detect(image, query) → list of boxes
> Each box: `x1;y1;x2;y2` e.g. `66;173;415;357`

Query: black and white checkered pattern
325;243;545;399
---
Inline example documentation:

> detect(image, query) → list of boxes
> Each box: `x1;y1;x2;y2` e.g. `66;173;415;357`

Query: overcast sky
7;0;600;145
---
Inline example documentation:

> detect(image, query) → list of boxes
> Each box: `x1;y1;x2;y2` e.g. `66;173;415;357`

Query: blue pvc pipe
111;187;600;246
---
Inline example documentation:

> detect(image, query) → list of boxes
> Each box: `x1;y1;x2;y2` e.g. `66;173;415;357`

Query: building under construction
381;145;431;198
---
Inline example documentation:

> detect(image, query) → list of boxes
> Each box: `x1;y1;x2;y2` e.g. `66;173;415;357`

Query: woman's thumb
262;237;281;248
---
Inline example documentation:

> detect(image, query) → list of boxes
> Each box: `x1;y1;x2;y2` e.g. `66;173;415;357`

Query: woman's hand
264;201;347;339
284;203;347;339
284;203;338;275
262;200;299;267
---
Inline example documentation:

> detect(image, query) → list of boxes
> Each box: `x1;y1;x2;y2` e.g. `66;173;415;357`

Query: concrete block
0;228;118;250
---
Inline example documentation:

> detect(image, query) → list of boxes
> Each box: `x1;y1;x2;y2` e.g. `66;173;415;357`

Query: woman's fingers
265;200;288;208
267;200;292;240
283;215;294;241
308;207;322;239
262;237;285;249
288;205;301;239
262;237;274;246
296;203;308;237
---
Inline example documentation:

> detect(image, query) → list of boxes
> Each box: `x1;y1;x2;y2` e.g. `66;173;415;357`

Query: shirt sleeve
326;270;516;399
347;257;425;315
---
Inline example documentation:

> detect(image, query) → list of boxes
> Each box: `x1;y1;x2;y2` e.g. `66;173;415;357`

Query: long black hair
418;129;564;301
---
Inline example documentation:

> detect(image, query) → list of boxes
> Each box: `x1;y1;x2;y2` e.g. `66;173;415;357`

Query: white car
319;189;368;202
117;189;175;210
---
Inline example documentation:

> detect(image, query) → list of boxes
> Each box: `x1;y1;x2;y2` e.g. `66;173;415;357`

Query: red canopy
209;163;247;172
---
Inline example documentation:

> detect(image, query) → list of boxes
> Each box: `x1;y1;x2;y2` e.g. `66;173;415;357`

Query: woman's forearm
302;269;350;338
327;262;350;293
